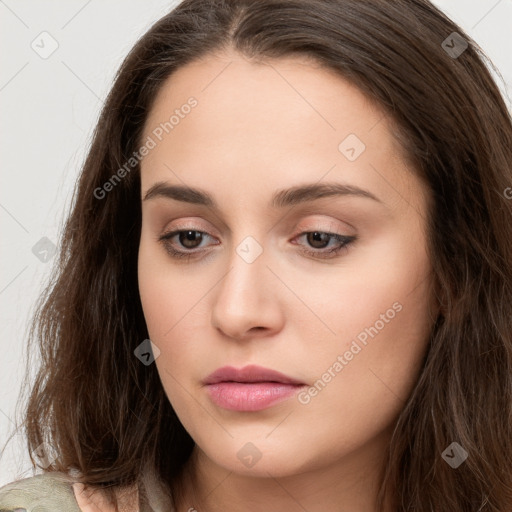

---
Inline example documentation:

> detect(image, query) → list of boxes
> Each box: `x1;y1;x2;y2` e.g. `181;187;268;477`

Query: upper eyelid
162;215;351;235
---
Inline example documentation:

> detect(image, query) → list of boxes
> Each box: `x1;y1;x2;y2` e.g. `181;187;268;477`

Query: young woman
1;0;511;511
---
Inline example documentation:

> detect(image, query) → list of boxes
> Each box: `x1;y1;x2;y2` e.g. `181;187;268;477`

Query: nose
210;242;285;341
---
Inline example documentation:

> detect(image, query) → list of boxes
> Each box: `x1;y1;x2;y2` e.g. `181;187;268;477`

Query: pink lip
203;365;306;412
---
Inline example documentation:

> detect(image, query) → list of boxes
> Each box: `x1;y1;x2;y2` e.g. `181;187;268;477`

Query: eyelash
157;228;356;261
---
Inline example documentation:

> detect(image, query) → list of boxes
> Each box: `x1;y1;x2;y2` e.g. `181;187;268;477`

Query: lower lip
205;382;305;411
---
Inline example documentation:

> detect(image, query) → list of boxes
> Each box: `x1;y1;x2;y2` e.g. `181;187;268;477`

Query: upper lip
203;365;305;385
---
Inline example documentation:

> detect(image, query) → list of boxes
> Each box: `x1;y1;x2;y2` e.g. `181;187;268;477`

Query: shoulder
0;471;81;511
0;472;137;512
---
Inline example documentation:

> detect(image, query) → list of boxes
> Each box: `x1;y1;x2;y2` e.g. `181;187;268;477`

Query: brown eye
306;232;331;249
178;230;204;249
294;231;357;259
158;228;217;260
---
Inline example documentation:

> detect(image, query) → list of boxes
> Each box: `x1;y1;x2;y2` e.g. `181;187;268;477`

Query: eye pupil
307;231;329;249
179;230;202;248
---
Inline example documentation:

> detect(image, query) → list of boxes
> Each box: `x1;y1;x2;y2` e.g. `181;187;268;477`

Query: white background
1;0;511;485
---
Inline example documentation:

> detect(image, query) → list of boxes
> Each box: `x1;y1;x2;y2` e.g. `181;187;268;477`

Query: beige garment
0;472;134;512
0;472;82;511
0;470;177;512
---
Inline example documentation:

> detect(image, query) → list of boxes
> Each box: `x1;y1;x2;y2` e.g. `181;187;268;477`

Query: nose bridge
211;232;282;338
217;234;268;310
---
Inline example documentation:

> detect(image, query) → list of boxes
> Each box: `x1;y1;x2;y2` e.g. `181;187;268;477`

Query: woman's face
138;49;437;478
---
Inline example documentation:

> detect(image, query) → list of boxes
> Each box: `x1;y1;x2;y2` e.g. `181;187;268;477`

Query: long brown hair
4;0;512;510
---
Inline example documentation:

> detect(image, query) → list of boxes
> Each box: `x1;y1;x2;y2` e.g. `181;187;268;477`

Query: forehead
139;49;426;216
142;49;386;146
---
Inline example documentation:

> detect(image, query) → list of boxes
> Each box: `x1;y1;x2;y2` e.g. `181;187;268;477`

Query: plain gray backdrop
1;0;511;485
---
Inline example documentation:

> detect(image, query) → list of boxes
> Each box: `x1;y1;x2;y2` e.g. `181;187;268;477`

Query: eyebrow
142;181;383;208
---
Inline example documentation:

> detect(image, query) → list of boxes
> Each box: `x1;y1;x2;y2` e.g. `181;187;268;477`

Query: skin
137;48;438;512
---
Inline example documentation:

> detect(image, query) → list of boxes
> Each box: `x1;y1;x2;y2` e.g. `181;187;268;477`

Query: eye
157;228;356;261
158;229;217;260
293;231;356;259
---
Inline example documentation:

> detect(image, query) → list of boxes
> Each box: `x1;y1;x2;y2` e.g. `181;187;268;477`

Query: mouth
203;365;306;411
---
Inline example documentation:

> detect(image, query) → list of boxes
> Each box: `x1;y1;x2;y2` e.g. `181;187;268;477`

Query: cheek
137;232;205;339
293;227;433;418
293;290;430;460
137;235;216;396
138;239;170;339
281;222;431;348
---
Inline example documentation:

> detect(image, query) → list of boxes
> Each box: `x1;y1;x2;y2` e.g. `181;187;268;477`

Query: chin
200;437;319;478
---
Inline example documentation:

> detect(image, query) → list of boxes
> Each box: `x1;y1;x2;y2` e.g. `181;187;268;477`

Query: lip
203;365;306;412
203;364;305;385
